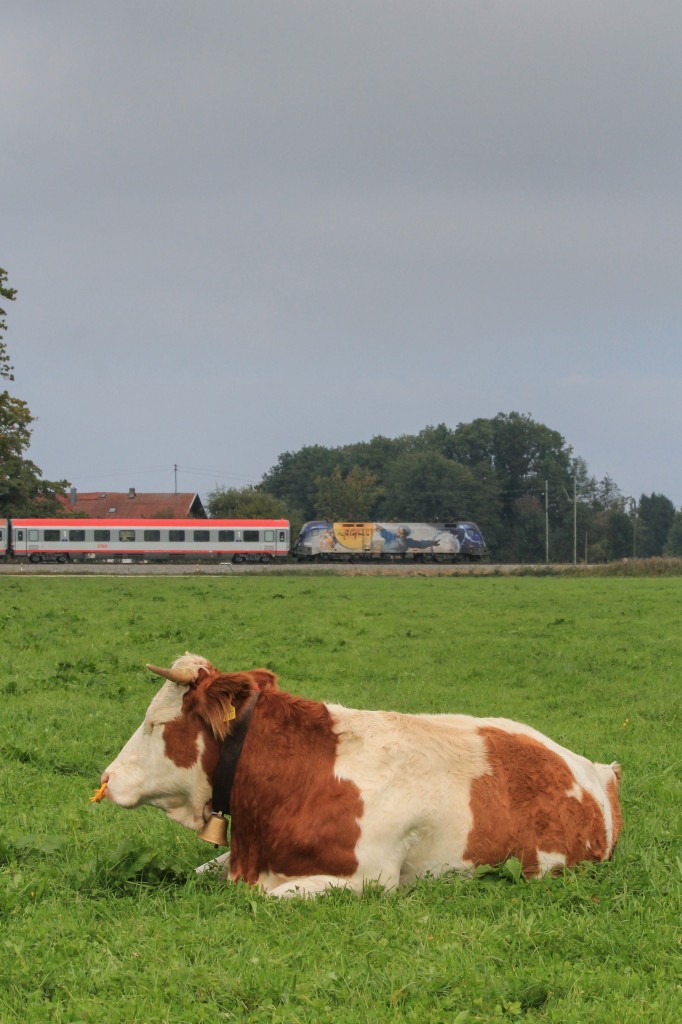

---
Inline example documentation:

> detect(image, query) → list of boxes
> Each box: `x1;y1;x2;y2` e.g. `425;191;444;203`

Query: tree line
208;419;680;562
2;266;682;561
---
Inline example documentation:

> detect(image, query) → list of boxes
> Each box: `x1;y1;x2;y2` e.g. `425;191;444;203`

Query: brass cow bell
199;812;229;847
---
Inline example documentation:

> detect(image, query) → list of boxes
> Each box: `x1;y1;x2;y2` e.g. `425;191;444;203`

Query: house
58;488;207;519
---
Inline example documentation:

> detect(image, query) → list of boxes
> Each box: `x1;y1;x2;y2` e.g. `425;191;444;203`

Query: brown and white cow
101;653;622;897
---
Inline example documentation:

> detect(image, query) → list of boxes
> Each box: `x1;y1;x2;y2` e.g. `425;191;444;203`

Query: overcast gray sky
4;1;681;507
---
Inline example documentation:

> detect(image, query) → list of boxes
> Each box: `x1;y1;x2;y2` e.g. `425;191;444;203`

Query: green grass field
1;575;680;1023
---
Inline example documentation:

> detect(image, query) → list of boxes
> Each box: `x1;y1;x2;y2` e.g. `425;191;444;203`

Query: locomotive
292;520;487;562
1;517;487;564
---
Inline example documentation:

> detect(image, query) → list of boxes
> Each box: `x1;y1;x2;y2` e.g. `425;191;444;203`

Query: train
1;517;488;564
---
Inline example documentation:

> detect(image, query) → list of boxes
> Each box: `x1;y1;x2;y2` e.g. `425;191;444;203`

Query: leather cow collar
210;690;260;817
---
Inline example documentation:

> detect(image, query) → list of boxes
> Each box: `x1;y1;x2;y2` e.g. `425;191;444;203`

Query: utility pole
629;497;637;557
545;480;549;564
174;464;178;494
573;471;577;566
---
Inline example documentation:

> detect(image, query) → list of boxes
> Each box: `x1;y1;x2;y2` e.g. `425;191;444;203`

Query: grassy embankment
1;576;680;1023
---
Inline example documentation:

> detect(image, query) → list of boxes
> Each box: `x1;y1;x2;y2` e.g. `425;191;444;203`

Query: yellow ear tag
225;703;236;722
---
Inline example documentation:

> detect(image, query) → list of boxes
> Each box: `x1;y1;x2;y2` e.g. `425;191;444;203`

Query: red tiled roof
57;491;206;518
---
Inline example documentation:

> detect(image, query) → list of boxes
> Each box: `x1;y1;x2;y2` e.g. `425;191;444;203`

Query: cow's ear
190;671;256;741
248;668;279;692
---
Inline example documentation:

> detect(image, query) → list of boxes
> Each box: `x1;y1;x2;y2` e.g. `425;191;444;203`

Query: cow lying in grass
100;653;622;897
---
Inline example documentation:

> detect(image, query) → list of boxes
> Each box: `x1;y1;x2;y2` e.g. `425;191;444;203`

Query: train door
12;525;27;557
261;527;288;557
262;529;276;555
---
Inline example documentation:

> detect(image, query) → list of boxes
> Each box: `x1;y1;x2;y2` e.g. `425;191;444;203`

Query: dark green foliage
377;450;478;520
603;507;634;560
261;444;344;514
311;464;378;520
206;484;296;527
664;510;682;556
638;493;676;556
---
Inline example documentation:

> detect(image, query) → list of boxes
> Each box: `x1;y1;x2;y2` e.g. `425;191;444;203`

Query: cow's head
101;653;278;830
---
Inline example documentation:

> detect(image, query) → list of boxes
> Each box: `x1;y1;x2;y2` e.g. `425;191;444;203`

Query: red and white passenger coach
6;518;290;563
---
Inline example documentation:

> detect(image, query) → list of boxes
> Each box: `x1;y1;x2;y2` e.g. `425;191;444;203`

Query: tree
314;465;379;520
337;434;411;476
261;436;411;519
450;412;576;560
605;509;634;560
0;268;68;516
664;511;682;556
637;493;676;557
0;269;17;381
377;451;480;521
412;423;459;460
514;495;546;563
566;470;628;564
260;445;342;519
206;484;293;522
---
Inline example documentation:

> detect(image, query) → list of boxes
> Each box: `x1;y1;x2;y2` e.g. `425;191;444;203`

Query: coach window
169;530;185;542
119;530;136;543
218;530;235;542
69;530;86;542
193;530;210;542
244;530;259;542
144;530;161;542
94;530;111;542
279;531;286;542
44;529;59;541
29;530;39;542
264;530;274;542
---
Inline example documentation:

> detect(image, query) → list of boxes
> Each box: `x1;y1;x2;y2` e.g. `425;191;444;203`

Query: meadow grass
0;575;680;1023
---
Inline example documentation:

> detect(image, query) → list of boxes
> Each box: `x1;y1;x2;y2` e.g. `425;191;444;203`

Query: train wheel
232;554;245;564
55;554;68;564
29;553;42;563
260;554;273;563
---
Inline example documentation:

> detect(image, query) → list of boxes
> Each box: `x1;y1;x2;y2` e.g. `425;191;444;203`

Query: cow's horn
146;663;196;684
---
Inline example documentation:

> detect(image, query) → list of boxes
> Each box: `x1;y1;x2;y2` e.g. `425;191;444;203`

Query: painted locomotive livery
292;520;487;561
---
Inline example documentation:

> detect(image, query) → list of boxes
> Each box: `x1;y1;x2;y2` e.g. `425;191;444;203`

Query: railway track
0;560;572;577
